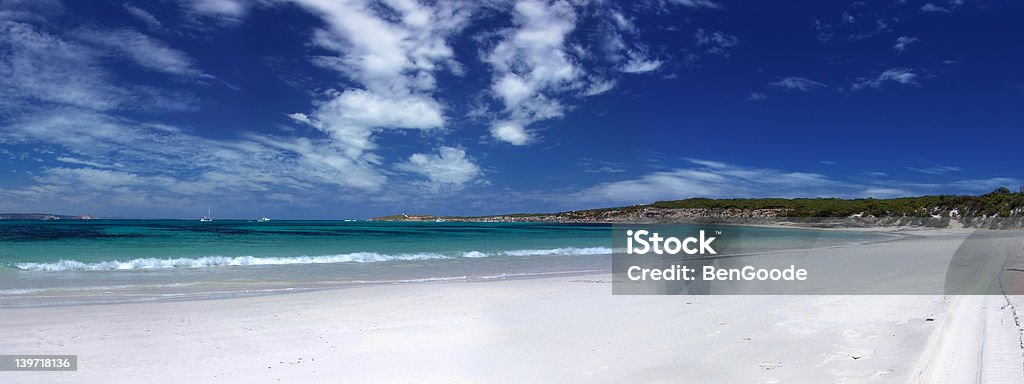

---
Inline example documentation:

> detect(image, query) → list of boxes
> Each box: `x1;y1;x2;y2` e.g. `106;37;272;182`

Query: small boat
435;218;446;223
257;217;271;222
200;208;213;222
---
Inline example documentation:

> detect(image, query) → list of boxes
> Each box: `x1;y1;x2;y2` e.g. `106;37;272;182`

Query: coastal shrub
645;188;1022;219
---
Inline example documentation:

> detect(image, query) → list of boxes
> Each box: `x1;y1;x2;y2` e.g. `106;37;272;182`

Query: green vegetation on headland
372;188;1024;229
651;187;1024;219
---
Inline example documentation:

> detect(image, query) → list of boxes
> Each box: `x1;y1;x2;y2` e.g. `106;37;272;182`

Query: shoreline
1;229;1022;382
0;225;911;308
0;226;995;308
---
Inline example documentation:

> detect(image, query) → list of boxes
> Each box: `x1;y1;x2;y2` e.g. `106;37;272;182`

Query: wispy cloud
0;20;196;112
747;92;767;101
76;28;201;77
122;3;163;30
921;0;963;13
849;19;889;40
569;159;1019;207
54;156;113;169
852;68;918;90
694;28;739;57
668;0;722;9
183;0;248;25
893;36;918;53
921;3;947;12
573;159;851;205
621;55;662;73
604;8;663;75
0;108;400;212
842;11;855;24
908;165;961;175
580;158;627;174
770;76;827;91
812;18;832;43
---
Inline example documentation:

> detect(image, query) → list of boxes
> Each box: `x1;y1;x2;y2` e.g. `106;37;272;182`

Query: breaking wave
14;247;612;272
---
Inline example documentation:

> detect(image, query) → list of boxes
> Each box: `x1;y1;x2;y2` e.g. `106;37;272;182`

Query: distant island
372;187;1024;229
0;213;93;220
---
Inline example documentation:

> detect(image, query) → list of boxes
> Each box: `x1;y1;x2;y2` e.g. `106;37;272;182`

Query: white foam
14;247;613;272
15;252;450;271
499;247;612;256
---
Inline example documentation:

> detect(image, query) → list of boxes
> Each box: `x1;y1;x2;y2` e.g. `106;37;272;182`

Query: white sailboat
256;217;271;222
200;208;213;222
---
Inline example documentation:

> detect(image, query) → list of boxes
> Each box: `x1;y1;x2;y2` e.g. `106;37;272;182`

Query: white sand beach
2;230;1022;383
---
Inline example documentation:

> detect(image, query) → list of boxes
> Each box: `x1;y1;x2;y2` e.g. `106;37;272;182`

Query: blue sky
0;0;1021;219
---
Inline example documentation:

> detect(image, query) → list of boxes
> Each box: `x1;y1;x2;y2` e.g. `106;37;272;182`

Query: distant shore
370;210;1023;230
372;189;1024;229
0;213;92;220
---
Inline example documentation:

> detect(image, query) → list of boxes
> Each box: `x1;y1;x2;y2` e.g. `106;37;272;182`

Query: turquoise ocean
0;220;890;306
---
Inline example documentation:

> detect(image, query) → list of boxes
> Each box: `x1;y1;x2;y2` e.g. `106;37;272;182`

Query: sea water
0;220;889;306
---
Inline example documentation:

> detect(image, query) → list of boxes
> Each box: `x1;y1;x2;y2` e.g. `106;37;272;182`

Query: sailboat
200;208;213;222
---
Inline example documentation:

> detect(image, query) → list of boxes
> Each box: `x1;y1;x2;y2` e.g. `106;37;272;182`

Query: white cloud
694;28;738;57
601;9;664;75
668;0;722;9
0;19;199;112
812;18;832;43
609;10;636;33
289;0;472;158
36;167;144;188
747;92;767;101
490;121;531;146
396;146;481;191
574;159;847;205
485;0;580;145
852;68;918;90
893;36;918;53
299;0;471;93
585;76;614;95
293;89;444;159
842;11;855;24
861;187;911;198
848;19;889;40
770;76;826;91
908;165;961;175
493;74;534;108
947;177;1021;193
77;28;200;76
569;159;1021;207
0;108;394;212
185;0;248;22
122;3;163;29
618;56;659;73
55;156;111;168
583;77;616;96
920;3;953;12
0;20;123;111
580;158;626;174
